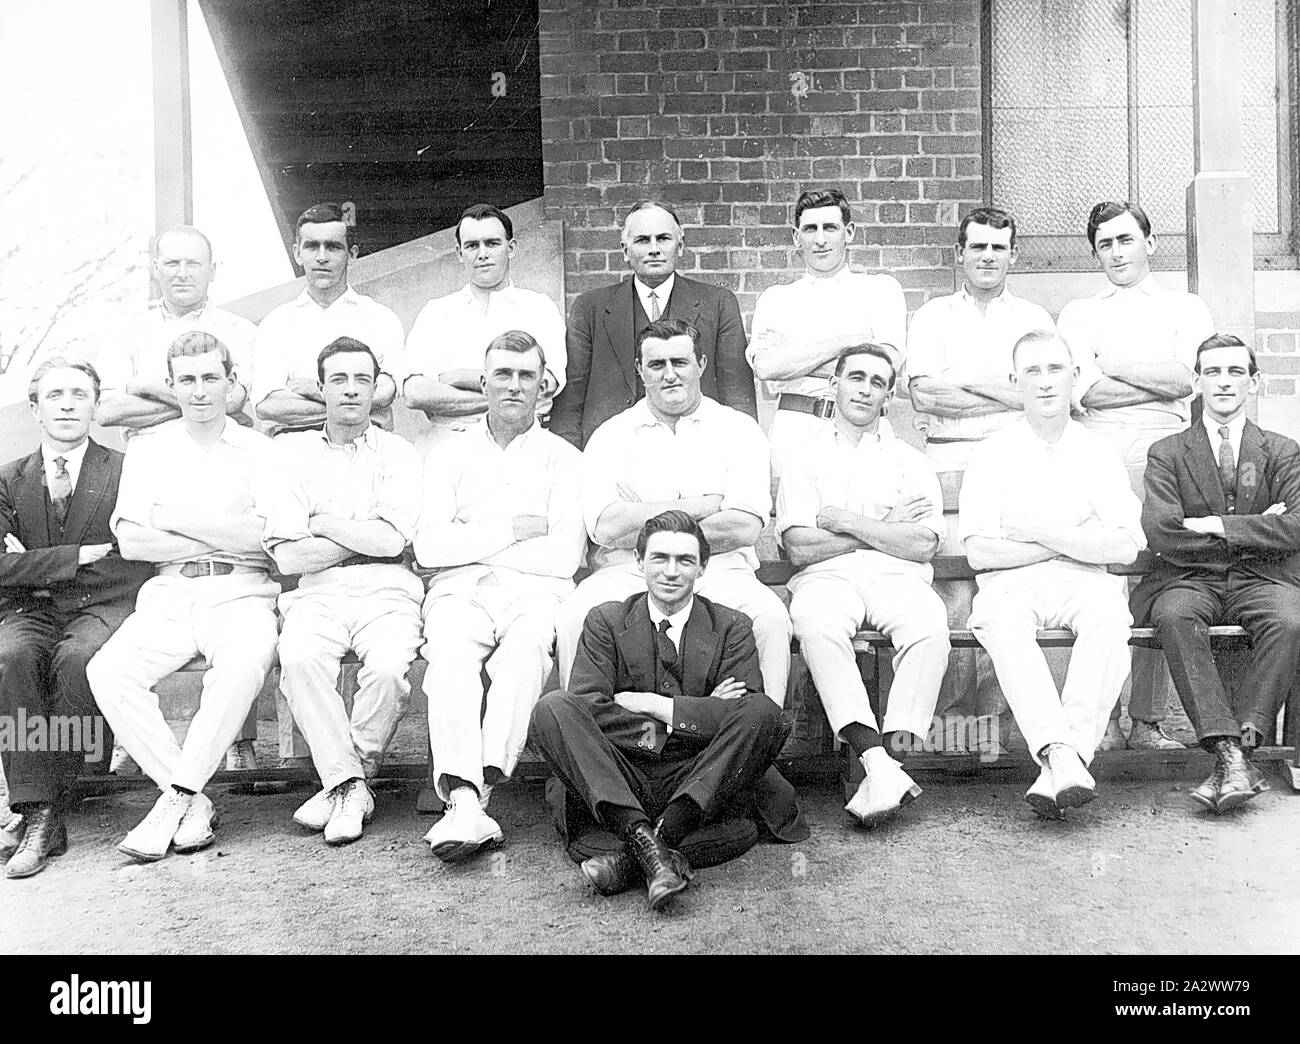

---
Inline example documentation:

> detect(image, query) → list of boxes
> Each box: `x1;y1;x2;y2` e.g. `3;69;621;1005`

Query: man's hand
817;506;853;533
512;514;549;541
708;677;746;700
613;691;672;723
1264;501;1288;516
308;513;351;538
883;494;934;524
4;534;26;554
1182;515;1226;536
287;377;324;402
78;543;112;565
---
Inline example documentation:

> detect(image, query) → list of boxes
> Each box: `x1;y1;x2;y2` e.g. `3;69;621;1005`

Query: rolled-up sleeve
957;443;1004;544
775;459;820;536
719;414;772;521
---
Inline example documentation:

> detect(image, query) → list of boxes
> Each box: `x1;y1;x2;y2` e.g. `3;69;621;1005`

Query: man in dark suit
531;510;804;912
1132;333;1300;813
0;358;151;877
550;201;757;448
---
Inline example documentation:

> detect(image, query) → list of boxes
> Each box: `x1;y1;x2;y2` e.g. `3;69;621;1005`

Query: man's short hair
1010;329;1072;370
484;329;547;374
456;203;513;245
635;317;703;365
1194;332;1258;376
316;336;380;384
957;206;1017;249
833;343;898;389
167;331;233;376
296;202;357;251
794;187;852;227
28;356;101;405
635;509;712;569
151;224;213;262
620;200;684;243
1085;200;1152;249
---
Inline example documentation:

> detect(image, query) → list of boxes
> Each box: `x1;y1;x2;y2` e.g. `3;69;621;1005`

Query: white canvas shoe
224;740;258;771
1025;766;1065;820
323;779;374;846
173;792;218;853
119;787;192;862
1045;744;1096;809
292;786;337;832
423;788;503;863
844;747;922;827
109;743;140;776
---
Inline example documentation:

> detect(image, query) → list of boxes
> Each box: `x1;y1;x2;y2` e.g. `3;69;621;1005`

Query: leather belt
777;393;835;419
160;561;263;579
337;553;408;569
925;435;986;444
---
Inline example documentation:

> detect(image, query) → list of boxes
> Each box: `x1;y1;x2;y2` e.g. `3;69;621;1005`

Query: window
986;0;1294;269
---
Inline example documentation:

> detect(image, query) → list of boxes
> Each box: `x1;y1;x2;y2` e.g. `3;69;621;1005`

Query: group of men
0;188;1293;916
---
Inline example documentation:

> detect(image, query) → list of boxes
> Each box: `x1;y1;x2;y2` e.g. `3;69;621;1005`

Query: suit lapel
1236;421;1267;515
665;276;703;327
1185;424;1227;515
601;280;639;395
681;597;719;699
618;594;658;693
15;449;53;547
63;441;108;544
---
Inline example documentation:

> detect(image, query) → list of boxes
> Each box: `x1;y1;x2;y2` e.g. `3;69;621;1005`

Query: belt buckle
813;399;835;420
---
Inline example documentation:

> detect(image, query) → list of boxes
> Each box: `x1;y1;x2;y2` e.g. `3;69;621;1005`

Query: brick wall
538;0;982;322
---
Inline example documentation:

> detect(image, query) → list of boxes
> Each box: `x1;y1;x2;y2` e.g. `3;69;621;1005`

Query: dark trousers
1148;573;1300;743
530;690;787;832
0;603;127;807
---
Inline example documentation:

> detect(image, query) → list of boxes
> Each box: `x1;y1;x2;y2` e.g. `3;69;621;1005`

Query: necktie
656;617;680;682
51;456;72;523
648;289;660;322
1217;425;1236;495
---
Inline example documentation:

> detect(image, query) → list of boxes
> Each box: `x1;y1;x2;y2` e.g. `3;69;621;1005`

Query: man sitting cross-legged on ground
531;511;804;913
87;332;281;860
778;344;950;827
1131;333;1300;814
959;330;1144;819
264;337;425;845
415;330;586;862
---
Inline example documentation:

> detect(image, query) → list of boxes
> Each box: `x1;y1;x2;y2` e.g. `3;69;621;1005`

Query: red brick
679;160;709;180
599;94;660;116
858;135;920;155
663;94;725;114
858;90;920;110
724;93;768;114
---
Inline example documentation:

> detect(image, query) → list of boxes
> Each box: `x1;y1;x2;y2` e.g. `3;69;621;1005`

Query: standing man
0;359;152;878
532;511;799;912
87;332;281;861
264;338;425;846
1132;334;1300;813
747;188;906;479
960;331;1144;819
1060;200;1215;750
415;331;586;862
556;317;792;706
779;345;950;827
252;203;405;437
551;200;757;449
404;203;567;451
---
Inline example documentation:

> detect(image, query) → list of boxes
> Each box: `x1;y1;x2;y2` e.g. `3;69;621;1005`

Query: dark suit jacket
571;592;807;842
0;440;151;618
551;275;757;448
1131;420;1300;623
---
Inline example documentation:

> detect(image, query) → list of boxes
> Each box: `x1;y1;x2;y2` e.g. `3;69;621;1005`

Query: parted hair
958;206;1017;249
1194;333;1258;376
833;343;898;389
794;187;852;227
316;336;379;383
635;509;712;569
28;356;101;404
167;331;233;376
485;329;547;374
1010;328;1073;370
296;202;357;251
1085;200;1152;249
635;317;703;364
457;203;513;244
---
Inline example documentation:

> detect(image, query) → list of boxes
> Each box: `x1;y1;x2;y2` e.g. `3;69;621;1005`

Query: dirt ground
3;763;1298;955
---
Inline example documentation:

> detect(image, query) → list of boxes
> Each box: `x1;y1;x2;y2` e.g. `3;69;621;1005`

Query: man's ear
1146;233;1158;257
697;354;708;375
348;244;360;261
844;220;856;243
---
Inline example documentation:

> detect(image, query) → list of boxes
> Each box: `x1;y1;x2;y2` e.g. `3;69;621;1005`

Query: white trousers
556;562;792;705
423;584;561;801
790;570;950;737
88;574;280;793
278;591;422;792
969;567;1132;765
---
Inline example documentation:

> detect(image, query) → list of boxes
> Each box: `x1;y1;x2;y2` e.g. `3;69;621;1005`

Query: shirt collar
458;281;516;306
629;394;715;428
295;285;360;310
958;284;1014;309
314;423;382;451
1099;273;1160;299
41;438;89;472
831;422;889;450
800;265;854;286
648;595;694;630
634;272;675;305
151;299;210;322
1203;411;1247;444
478;416;538;449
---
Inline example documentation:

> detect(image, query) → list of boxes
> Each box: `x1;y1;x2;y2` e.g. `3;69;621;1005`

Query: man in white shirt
264;338;425;846
1060;201;1216;751
252;203;405;437
960;330;1144;819
87;332;281;861
746;187;906;479
404;203;567;451
416;331;586;862
557;317;792;705
779;345;950;827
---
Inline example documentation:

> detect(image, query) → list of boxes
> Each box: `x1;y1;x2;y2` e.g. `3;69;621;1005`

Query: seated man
0;358;152;878
88;332;280;860
1132;334;1300;813
556;317;792;706
778;344;950;826
531;511;802;912
265;338;424;845
960;331;1144;819
415;331;586;862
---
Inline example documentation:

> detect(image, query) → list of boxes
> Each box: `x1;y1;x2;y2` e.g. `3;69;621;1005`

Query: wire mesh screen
992;0;1283;244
